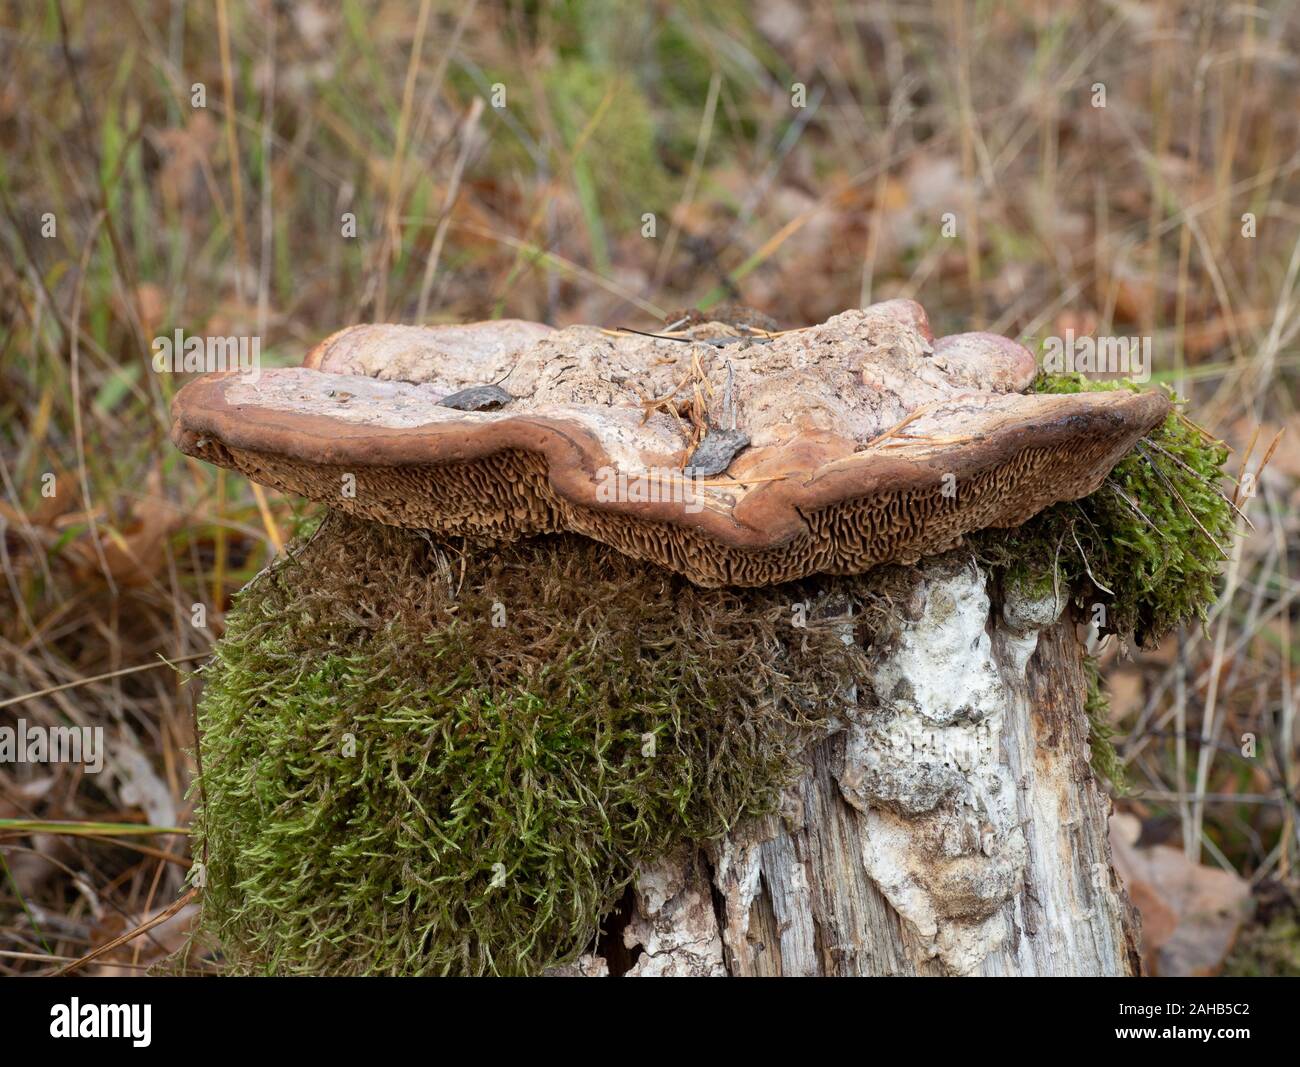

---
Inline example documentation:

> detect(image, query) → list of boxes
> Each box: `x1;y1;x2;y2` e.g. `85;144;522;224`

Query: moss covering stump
194;515;870;975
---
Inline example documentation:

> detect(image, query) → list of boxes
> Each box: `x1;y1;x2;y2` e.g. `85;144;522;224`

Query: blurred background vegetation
1;0;1298;975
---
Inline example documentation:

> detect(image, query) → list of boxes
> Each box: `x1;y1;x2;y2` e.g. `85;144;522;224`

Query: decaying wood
570;557;1141;977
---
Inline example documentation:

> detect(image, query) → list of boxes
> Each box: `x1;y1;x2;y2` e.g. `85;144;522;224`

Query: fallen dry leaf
1110;812;1253;976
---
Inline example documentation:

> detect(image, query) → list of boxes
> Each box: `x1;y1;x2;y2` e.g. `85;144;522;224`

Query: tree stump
574;558;1142;977
171;308;1212;977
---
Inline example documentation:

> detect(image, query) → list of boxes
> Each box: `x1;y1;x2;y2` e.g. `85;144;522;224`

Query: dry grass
1;0;1298;974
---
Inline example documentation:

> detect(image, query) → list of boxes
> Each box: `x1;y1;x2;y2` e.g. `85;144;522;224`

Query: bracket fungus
171;300;1168;587
176;302;1228;977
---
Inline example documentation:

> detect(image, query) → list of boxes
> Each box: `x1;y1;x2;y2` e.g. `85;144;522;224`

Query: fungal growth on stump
172;301;1231;976
172;301;1168;586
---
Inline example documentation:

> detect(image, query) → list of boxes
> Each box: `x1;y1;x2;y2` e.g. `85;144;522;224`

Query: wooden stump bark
561;557;1142;977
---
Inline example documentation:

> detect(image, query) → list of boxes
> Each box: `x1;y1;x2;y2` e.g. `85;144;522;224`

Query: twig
416;96;484;320
653;70;720;291
1135;444;1230;557
1175;408;1229;449
52;888;197;977
1232;424;1261;508
215;0;248;300
1069;520;1114;595
1109;483;1163;535
1142;438;1253;528
608;326;696;342
0;819;189;837
860;405;937;450
1190;519;1246;860
0;653;207;710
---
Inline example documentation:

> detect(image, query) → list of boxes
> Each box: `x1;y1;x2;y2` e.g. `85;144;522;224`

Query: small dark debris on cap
438;384;512;411
684;429;750;477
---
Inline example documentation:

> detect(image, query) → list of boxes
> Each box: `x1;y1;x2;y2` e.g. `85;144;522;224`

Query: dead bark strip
585;557;1141;976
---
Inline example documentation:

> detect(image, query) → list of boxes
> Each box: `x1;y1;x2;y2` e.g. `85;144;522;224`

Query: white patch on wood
838;562;1027;974
622;850;727;977
600;559;1136;977
1000;582;1065;672
708;836;764;958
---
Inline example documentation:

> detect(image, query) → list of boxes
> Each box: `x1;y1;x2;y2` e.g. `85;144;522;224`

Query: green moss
974;373;1233;648
193;516;866;976
1082;659;1127;794
1226;913;1300;976
544;60;670;235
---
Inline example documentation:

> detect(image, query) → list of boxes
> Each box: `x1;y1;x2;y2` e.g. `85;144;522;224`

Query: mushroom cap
171;301;1170;587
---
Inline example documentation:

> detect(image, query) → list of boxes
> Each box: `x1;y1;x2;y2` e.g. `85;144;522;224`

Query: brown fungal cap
171;301;1170;587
